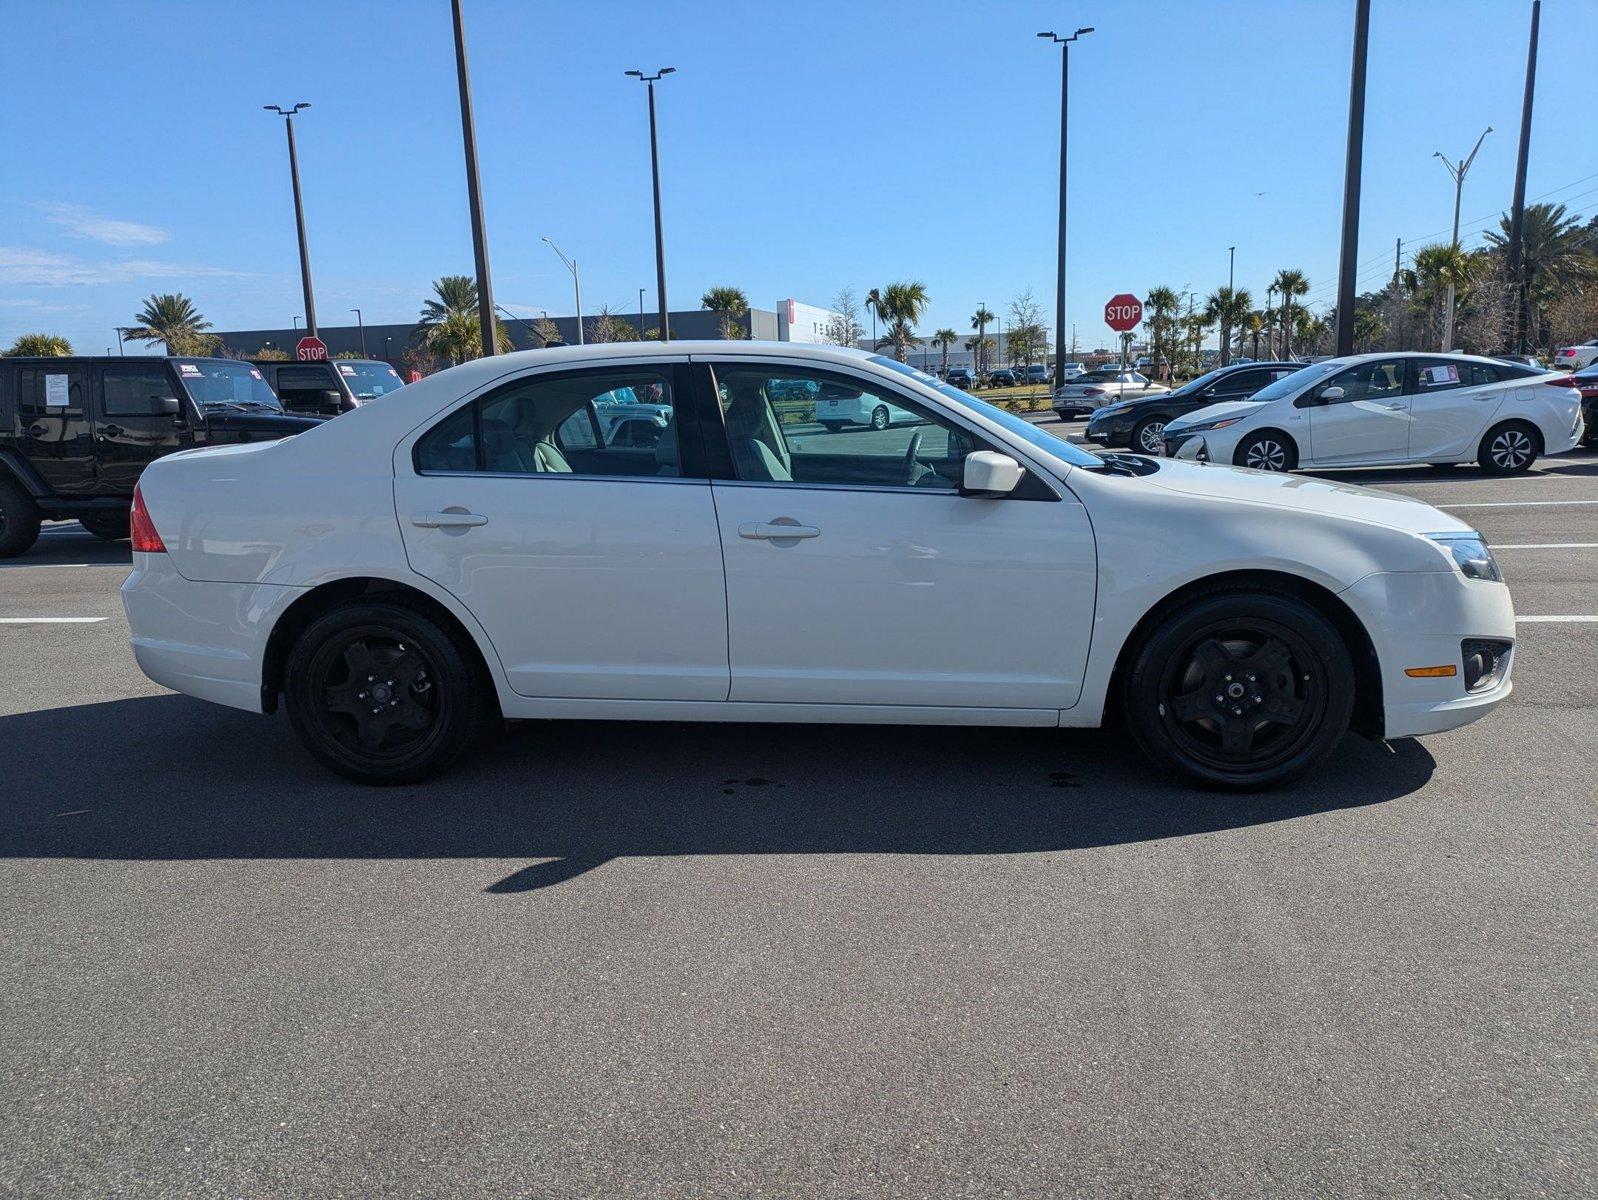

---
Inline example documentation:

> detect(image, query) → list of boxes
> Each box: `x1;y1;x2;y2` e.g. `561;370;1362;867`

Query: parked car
1060;362;1088;381
1162;352;1582;475
251;358;406;417
945;366;977;389
811;377;922;431
1495;354;1547;371
1024;364;1051;385
0;356;322;557
1549;361;1598;446
1085;362;1302;454
1553;339;1598;371
124;341;1516;792
590;383;672;439
987;368;1018;387
1052;369;1167;418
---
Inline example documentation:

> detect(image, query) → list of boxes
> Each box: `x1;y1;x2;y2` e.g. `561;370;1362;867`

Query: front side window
713;365;968;491
176;360;282;410
102;365;178;416
335;360;405;400
1318;359;1404;404
415;367;679;478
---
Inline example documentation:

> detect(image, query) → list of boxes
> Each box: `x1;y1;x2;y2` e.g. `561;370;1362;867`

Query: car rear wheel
1234;431;1297;472
820;422;846;433
870;405;890;431
285;599;489;785
81;511;131;541
1132;417;1167;455
1121;590;1354;790
1478;421;1540;475
0;476;42;559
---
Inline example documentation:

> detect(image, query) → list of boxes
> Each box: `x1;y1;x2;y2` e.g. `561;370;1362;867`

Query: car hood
203;410;327;435
1162;399;1267;431
1140;457;1472;535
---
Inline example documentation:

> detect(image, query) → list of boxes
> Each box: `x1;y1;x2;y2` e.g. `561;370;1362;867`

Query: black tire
80;510;131;541
284;599;489;785
870;405;890;431
820;422;846;433
1478;421;1540;475
1132;416;1167;456
0;475;42;559
1234;430;1298;472
1121;590;1355;790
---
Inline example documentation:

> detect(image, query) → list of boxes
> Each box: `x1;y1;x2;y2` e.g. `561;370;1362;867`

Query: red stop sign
1104;294;1143;332
295;335;329;362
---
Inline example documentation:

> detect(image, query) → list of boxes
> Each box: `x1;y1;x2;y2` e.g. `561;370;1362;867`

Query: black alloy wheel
1133;417;1167;455
1235;431;1297;472
1123;591;1354;789
285;600;487;784
1478;422;1539;475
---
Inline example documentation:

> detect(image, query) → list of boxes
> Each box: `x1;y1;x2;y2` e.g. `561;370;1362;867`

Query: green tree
413;275;508;357
254;346;290;361
1203;286;1252;367
701;286;750;340
418;274;480;326
1143;286;1181;378
970;305;995;372
931;328;958;375
587;305;639;344
126;293;214;355
4;333;74;356
1271;269;1309;357
874;281;930;362
1005;289;1049;373
1484;202;1596;348
530;315;563;347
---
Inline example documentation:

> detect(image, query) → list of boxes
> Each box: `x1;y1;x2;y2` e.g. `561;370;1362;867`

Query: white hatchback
1162;352;1583;474
123;343;1517;790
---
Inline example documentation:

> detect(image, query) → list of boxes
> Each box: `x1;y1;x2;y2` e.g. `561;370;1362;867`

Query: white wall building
776;299;842;345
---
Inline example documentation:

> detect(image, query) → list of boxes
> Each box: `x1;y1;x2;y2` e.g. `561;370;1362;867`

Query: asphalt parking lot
2;441;1594;1197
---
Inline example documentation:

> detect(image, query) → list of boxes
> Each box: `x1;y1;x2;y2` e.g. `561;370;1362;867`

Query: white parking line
0;617;107;624
1441;500;1598;509
1516;615;1598;623
1493;543;1598;550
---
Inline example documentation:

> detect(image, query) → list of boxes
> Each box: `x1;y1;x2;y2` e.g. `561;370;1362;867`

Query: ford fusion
123;343;1515;789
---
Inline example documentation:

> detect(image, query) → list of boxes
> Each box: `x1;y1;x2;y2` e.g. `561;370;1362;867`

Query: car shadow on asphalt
1301;451;1598;487
0;527;132;570
0;695;1437;893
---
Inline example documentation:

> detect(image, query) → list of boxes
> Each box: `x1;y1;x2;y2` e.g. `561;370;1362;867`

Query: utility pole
1039;27;1093;390
1392;237;1404;350
263;103;318;338
542;238;583;345
1228;246;1236;293
1333;0;1371;357
450;0;499;357
1433;127;1492;351
639;287;646;337
1265;285;1276;358
350;308;366;357
1505;0;1540;354
627;68;676;341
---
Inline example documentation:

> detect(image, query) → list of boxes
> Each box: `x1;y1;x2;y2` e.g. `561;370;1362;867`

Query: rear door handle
739;521;821;540
411;510;488;529
99;424;123;439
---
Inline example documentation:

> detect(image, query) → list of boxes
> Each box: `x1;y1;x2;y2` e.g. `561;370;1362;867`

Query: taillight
1548;375;1580;388
1083;387;1105;396
130;484;166;553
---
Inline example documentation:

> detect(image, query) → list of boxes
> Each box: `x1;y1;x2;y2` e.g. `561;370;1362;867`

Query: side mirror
961;451;1023;498
154;395;181;416
1320;385;1346;402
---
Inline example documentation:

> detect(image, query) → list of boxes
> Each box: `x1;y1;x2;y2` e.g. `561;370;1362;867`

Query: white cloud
35;202;171;247
0;246;253;286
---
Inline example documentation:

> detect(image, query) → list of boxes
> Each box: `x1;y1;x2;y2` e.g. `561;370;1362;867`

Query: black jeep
0;356;323;558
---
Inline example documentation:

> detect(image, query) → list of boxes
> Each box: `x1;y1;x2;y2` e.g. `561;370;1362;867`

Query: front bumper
1084;413;1135;447
1164;431;1209;460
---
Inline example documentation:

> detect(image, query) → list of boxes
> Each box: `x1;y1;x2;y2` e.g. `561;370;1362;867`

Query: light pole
114;326;130;353
450;0;499;357
1038;26;1093;390
1228;246;1235;292
263;103;318;338
542;237;583;345
293;315;302;331
1432;126;1492;351
1333;0;1371;357
639;287;646;337
383;335;392;364
1506;0;1540;354
625;68;676;341
350;307;366;357
1265;284;1276;358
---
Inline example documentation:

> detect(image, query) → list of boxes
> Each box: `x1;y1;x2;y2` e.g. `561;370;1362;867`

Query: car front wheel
870;405;890;431
284;599;489;784
1132;417;1167;455
1121;590;1354;790
1234;431;1297;472
0;476;42;559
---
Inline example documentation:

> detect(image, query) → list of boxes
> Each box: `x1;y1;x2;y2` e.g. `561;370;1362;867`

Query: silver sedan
1052;369;1168;418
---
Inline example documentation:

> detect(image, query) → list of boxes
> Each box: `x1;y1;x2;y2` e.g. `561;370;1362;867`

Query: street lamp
1038;26;1093;390
262;103;318;339
450;0;499;357
1228;246;1236;292
114;326;131;353
625;67;676;341
542;237;583;345
639;287;646;337
1432;126;1492;351
293;315;302;330
350;307;366;357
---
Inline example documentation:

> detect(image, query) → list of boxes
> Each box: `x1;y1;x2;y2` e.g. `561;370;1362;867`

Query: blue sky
2;0;1592;355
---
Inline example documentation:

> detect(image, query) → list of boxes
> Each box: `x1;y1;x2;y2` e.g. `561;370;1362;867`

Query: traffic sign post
295;335;329;362
1104;293;1143;332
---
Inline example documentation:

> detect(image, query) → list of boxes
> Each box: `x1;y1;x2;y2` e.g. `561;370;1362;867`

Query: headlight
1178;415;1245;434
1096;403;1131;418
1426;532;1501;582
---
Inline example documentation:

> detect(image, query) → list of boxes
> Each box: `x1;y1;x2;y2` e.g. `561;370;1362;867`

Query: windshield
870;356;1104;469
1079;371;1120;382
1246;358;1343;404
174;359;283;410
334;359;406;400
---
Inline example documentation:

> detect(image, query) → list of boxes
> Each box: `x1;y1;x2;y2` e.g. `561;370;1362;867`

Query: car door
91;361;193;492
1406;358;1503;460
395;360;730;701
699;356;1096;711
15;363;95;495
1304;358;1410;464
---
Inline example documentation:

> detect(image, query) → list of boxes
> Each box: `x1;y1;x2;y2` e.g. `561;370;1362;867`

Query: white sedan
1162;351;1583;474
1052;369;1167;418
1554;339;1598;371
123;342;1516;791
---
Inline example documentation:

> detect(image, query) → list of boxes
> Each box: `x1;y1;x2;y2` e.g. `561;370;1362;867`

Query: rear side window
415;404;476;472
102;365;178;416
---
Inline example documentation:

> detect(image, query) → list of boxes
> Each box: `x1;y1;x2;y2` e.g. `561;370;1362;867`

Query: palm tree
414;275;508;357
419;275;479;327
1352;307;1385;352
1406;243;1473;349
865;288;883;347
1484;202;1596;346
932;328;958;375
1271;269;1309;357
1241;310;1265;360
126;293;212;355
1203;286;1252;367
874;281;930;362
970;305;995;372
4;333;74;356
1143;286;1180;379
701;286;750;340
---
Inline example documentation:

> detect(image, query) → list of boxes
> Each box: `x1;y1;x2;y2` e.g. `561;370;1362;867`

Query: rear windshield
334;359;406;400
174;359;283;410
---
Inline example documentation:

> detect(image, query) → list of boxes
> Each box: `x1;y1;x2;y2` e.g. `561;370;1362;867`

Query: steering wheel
901;429;924;486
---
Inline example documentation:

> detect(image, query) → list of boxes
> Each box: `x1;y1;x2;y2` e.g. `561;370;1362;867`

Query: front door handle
411;510;489;529
739;521;821;540
26;424;44;438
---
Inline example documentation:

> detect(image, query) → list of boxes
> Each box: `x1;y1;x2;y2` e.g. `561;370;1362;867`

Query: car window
102;365;178;417
713;365;973;492
18;366;83;415
1214;370;1268;395
1318;359;1404;403
415;367;679;478
1413;359;1473;394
